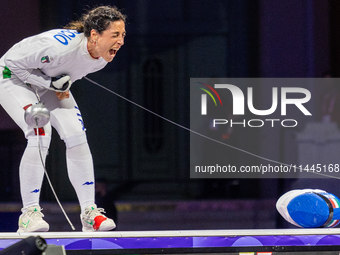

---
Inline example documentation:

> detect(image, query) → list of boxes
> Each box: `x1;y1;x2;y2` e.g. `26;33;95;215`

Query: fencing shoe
17;206;49;233
81;204;116;232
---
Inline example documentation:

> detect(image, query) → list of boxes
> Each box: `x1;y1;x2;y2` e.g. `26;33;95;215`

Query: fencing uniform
0;29;108;214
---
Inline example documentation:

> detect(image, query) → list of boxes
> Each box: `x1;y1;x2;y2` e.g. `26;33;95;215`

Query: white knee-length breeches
0;74;95;211
0;75;86;148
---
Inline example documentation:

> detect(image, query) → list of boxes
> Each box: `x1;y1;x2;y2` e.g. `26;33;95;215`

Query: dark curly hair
65;6;126;37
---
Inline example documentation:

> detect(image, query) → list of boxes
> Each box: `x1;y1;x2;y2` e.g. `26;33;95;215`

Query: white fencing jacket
0;29;107;88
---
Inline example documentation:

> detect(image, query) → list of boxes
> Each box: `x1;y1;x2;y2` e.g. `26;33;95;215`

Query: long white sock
19;146;47;209
66;143;95;214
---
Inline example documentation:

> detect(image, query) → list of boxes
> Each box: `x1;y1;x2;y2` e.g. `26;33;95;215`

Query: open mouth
109;49;117;57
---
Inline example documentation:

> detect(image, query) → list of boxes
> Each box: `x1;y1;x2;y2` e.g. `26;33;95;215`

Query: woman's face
89;20;126;62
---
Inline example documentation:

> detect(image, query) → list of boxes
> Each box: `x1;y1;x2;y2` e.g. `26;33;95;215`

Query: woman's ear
90;29;98;42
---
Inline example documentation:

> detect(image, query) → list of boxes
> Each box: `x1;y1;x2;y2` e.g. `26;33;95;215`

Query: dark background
1;0;340;226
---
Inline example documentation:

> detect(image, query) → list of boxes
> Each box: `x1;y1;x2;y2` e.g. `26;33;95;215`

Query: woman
0;6;126;232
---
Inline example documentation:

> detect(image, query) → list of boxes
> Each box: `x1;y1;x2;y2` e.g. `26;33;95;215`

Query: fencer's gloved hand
50;75;72;92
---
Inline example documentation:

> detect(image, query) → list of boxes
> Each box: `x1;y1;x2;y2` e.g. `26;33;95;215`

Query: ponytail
64;20;85;33
64;6;126;37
